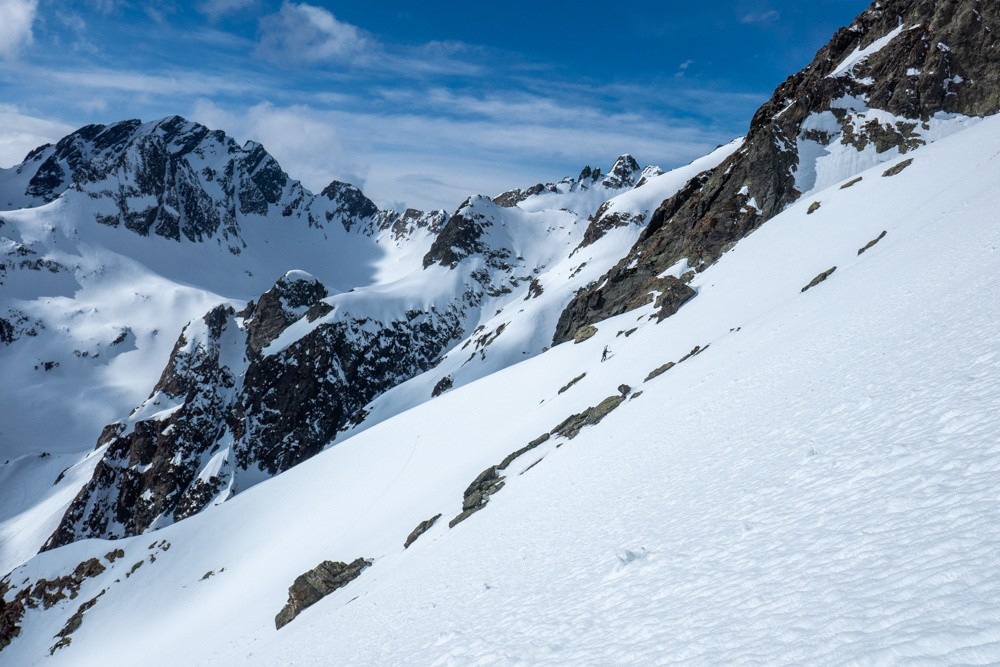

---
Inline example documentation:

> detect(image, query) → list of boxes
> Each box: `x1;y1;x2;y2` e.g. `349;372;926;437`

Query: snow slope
4;103;1000;665
2;120;728;568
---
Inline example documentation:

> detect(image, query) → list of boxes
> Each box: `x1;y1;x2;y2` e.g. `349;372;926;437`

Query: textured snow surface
4;112;1000;665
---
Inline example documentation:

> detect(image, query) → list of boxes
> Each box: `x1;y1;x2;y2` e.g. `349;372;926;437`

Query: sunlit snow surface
3;110;1000;664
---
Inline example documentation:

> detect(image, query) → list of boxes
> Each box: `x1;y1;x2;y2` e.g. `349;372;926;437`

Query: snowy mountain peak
601;154;641;189
318;180;379;232
0;115;409;251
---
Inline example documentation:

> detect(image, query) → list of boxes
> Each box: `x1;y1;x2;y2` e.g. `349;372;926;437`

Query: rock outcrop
404;514;442;549
43;270;466;548
1;558;106;651
553;0;1000;345
274;558;371;629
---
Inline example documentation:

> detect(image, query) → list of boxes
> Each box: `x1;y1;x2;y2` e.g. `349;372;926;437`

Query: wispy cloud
0;105;73;167
13;62;268;98
198;0;258;21
252;3;485;77
0;0;38;60
187;91;742;212
256;2;375;65
741;10;781;25
86;0;124;13
2;2;773;212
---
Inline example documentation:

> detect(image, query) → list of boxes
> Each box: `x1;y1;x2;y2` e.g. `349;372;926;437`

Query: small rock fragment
801;266;837;292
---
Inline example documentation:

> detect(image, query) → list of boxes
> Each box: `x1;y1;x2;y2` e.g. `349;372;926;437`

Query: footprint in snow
606;547;652;579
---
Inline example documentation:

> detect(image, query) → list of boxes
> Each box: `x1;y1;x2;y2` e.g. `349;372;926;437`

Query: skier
601;345;610;362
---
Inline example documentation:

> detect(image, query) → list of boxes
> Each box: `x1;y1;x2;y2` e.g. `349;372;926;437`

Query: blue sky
0;0;869;210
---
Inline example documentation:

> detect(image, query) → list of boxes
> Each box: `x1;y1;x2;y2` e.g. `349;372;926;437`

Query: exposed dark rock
43;304;242;550
580;204;646;248
376;208;448;240
858;230;887;254
801;267;837;292
644;362;675;384
677;345;708;363
245;272;328;354
550;395;625;440
601;155;641;189
558;373;586;395
554;267;695;344
1;558;106;652
404;514;442;549
573;325;598;344
524;278;544;300
653;278;698;321
554;0;1000;345
494;156;637;217
104;549;124;563
617;384;632;397
275;558;372;629
234;307;462;477
0;318;12;345
882;158;914;177
492;183;551;208
449;466;506;528
423;199;489;269
498;433;550;470
318;181;378;230
50;590;106;654
5;115;392;250
432;375;453;397
807;202;821;214
841;177;864;189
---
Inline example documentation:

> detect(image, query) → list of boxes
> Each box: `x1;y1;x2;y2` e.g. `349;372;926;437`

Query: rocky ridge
553;0;1000;344
43;269;466;548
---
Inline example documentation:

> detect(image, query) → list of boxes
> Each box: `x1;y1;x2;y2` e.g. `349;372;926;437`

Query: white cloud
741;10;781;25
191;98;364;194
15;62;266;97
0;106;73;167
87;0;124;13
257;2;374;65
0;0;39;60
187;97;735;212
198;0;257;21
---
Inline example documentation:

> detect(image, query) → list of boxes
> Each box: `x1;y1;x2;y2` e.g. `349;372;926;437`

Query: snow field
4;105;1000;665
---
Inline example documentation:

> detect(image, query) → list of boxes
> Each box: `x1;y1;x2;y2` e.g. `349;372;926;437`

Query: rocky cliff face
553;0;1000;344
43;270;466;548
